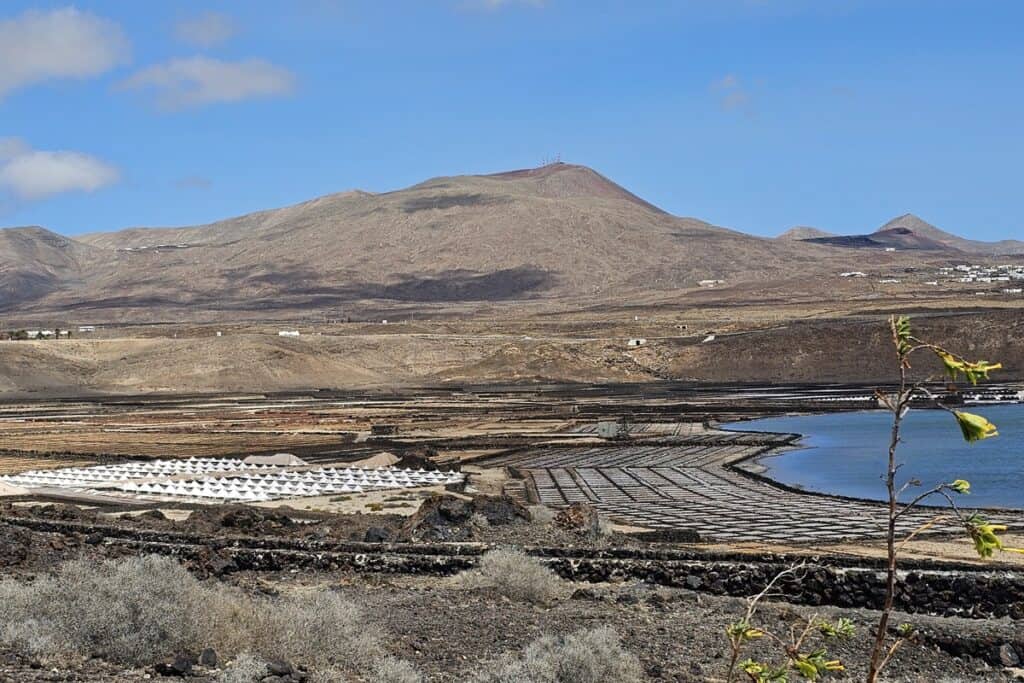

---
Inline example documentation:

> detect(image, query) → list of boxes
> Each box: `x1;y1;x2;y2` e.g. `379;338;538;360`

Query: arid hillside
0;163;983;322
795;213;1024;255
0;308;1020;396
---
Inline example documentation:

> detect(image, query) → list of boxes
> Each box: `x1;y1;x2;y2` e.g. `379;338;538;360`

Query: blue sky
1;0;1022;241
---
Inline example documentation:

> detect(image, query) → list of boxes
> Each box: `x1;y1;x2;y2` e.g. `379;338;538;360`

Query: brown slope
876;214;1024;256
0;227;104;309
777;226;835;241
7;164;945;320
29;163;857;318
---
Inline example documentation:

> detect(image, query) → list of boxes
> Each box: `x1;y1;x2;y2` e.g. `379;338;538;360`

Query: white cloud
711;73;755;116
0;138;119;201
0;7;130;99
120;57;296;110
174;11;237;48
0;138;30;162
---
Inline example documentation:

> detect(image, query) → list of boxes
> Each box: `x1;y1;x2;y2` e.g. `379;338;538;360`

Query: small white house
840;271;868;278
626;338;647;348
698;279;724;288
78;325;96;333
278;330;300;337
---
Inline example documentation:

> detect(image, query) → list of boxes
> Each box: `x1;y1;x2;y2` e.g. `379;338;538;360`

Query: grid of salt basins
0;457;464;504
118;467;464;503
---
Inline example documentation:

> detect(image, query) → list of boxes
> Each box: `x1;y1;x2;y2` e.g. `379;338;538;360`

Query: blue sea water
725;404;1024;509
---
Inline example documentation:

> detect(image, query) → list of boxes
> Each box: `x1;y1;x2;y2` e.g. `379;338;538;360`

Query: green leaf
953;411;998;443
967;516;1008;558
818;617;855;639
934;351;1002;385
949;479;971;494
893;316;913;355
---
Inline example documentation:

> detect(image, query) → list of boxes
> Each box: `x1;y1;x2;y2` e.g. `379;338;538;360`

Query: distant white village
841;262;1024;295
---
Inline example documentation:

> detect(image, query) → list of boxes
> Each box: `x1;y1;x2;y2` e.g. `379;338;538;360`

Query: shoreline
721;403;1024;514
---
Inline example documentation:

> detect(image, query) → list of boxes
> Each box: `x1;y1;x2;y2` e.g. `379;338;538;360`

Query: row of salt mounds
115;466;464;503
0;457;278;491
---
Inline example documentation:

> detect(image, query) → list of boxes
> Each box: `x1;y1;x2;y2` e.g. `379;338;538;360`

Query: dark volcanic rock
630;528;702;544
0;524;31;567
140;509;168;522
471;495;531;526
153;653;194;677
198;648;218;668
218;507;297;533
554;502;600;537
401;494;530;542
364;526;392;543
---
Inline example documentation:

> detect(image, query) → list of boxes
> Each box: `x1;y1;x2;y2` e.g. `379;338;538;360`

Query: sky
1;0;1023;241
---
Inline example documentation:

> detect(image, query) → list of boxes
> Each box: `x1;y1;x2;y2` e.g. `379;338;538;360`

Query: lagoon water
726;404;1024;509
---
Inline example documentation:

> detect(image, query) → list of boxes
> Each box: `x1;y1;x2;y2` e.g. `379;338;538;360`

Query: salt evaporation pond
726;404;1024;509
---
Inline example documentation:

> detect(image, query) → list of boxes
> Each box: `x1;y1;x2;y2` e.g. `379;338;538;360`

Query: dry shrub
372;657;424;683
473;626;642;683
248;590;382;672
0;556;209;665
467;549;565;605
528;505;556;526
470;512;491;530
218;652;268;683
0;555;381;676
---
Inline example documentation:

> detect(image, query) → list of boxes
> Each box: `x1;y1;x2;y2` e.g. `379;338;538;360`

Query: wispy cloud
120;57;296;110
0;138;119;201
461;0;547;11
0;7;130;100
174;11;238;48
175;175;213;190
711;73;755;116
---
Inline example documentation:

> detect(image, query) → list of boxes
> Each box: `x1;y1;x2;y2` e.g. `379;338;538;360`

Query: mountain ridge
1;163;1018;320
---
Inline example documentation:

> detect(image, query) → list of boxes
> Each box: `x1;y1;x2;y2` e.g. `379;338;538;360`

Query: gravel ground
1;503;1023;682
1;567;1020;682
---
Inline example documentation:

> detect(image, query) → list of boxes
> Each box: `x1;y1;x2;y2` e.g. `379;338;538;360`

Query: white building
278;330;300;337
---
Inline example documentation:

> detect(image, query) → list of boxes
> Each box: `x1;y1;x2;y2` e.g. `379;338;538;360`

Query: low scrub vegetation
217;652;268;683
466;548;566;605
0;555;382;676
473;626;642;683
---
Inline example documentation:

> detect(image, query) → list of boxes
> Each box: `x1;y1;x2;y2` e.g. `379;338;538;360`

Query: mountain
875;214;1024;256
0;227;101;309
777;226;835;241
797;213;1024;255
803;226;951;251
3;164;1006;322
3;163;879;320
